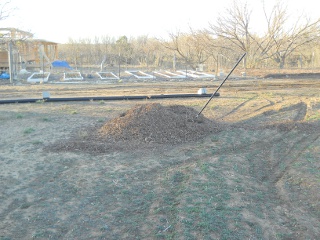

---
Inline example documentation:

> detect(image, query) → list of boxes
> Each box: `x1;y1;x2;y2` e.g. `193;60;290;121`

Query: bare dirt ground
0;72;320;239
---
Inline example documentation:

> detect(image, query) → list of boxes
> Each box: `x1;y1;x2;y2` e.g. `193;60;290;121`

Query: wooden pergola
0;28;58;80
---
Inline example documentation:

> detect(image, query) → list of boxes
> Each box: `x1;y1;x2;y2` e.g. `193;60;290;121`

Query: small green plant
78;130;88;138
42;117;50;122
207;102;219;110
306;111;320;121
0;236;12;240
16;114;23;119
36;99;45;104
32;230;46;238
24;127;35;134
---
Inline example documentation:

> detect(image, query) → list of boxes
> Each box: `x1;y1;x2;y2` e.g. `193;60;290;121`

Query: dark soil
264;72;320;79
99;103;220;143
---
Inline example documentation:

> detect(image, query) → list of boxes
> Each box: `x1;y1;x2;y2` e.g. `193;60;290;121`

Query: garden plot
27;72;50;83
177;70;216;79
63;71;83;81
125;70;154;79
96;72;119;80
153;70;186;79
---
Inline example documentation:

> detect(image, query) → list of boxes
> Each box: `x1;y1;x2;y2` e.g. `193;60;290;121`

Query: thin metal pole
196;53;246;117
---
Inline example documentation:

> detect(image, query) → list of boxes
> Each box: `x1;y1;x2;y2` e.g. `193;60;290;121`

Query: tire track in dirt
237;100;308;125
293;102;307;121
203;124;320;239
154;126;318;239
270;133;320;239
239;97;276;120
217;95;257;120
234;122;316;183
271;133;320;184
250;95;280;112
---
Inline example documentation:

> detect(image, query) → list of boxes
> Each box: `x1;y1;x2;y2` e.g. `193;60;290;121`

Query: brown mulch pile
48;103;221;153
99;103;219;144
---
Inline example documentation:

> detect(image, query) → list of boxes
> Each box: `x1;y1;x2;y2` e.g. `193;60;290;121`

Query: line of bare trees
2;0;319;72
58;0;320;72
163;0;320;71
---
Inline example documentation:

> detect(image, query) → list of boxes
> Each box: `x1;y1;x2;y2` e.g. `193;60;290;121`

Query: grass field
0;76;319;239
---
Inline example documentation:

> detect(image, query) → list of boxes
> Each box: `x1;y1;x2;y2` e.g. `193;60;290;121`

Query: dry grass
0;76;320;239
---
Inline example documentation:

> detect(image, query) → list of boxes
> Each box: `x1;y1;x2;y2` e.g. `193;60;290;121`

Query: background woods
2;0;320;72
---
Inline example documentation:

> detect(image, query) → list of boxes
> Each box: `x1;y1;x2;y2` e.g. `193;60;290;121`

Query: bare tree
131;36;166;68
116;36;133;66
207;0;320;69
0;0;12;21
258;1;320;68
198;31;239;72
131;35;149;66
162;29;210;70
100;35;117;67
0;1;16;44
207;0;252;68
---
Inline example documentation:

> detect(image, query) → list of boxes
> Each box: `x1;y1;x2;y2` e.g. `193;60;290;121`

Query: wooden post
8;41;14;84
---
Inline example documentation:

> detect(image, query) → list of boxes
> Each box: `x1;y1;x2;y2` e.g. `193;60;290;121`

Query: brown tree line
46;1;320;71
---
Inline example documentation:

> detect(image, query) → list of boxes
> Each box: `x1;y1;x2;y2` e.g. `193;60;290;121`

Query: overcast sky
1;0;318;43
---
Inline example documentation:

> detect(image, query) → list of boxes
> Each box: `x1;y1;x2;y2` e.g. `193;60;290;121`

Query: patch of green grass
59;105;79;115
16;113;23;119
32;230;46;238
275;232;295;240
77;130;88;138
0;236;12;240
186;102;202;107
35;99;45;104
24;127;35;134
209;104;219;110
306;111;320;121
42;117;50;122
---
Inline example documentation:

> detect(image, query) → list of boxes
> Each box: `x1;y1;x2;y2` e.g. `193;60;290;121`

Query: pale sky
1;0;318;43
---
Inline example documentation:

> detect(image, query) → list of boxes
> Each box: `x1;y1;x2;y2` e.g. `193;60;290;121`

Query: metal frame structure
125;70;154;79
96;72;119;80
27;72;50;83
63;71;83;81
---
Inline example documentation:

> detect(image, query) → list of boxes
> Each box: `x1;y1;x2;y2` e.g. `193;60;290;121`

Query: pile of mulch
99;103;220;144
49;103;222;153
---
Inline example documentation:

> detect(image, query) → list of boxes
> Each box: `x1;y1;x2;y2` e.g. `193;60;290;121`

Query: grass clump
16;114;23;119
23;127;35;134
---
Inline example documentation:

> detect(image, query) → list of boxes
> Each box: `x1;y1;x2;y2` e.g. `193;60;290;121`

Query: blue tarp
52;60;72;69
0;72;10;79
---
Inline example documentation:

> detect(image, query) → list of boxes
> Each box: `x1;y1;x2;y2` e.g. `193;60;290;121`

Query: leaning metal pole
196;53;246;117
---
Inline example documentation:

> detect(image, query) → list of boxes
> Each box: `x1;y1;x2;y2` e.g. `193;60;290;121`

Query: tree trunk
279;56;285;69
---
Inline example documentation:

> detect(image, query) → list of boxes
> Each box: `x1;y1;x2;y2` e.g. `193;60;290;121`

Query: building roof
0;28;58;44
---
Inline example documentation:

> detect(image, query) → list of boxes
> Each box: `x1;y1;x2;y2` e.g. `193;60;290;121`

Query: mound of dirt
48;103;221;153
99;103;219;144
